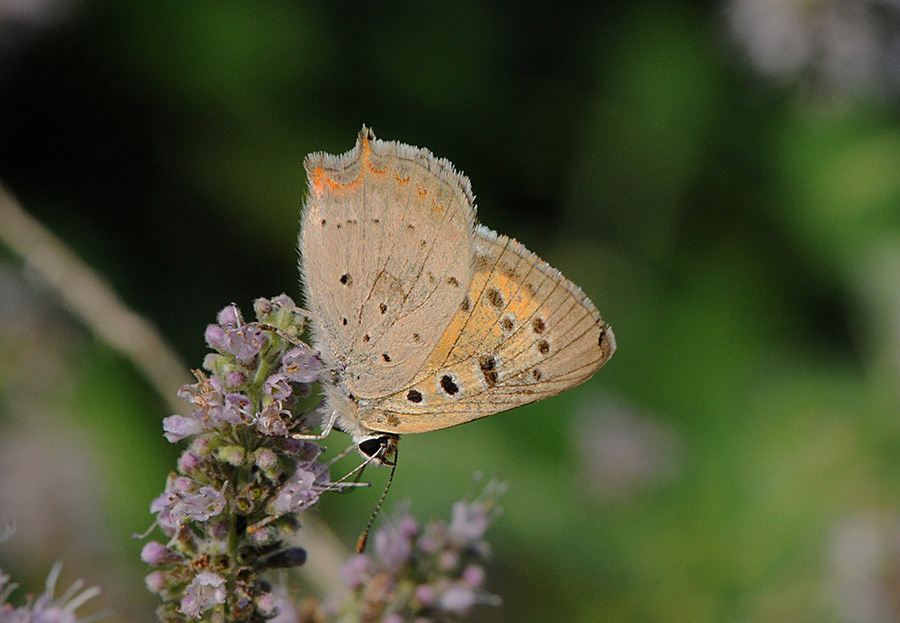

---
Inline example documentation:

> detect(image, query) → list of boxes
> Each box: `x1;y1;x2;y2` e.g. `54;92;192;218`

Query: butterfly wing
362;224;616;433
301;128;476;398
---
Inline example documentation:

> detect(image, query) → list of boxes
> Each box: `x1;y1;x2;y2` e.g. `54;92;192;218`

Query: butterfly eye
356;435;398;467
357;437;384;457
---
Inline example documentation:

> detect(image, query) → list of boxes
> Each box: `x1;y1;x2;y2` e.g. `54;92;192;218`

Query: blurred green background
2;1;900;622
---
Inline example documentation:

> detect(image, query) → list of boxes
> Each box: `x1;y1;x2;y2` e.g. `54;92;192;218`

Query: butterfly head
355;433;399;467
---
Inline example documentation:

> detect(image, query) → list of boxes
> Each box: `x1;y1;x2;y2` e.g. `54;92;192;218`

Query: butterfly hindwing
363;224;616;433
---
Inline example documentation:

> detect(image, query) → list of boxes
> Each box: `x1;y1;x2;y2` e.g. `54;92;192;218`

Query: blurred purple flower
448;500;490;545
0;562;100;623
337;482;504;621
374;518;414;570
461;564;485;589
340;554;370;590
439;584;476;615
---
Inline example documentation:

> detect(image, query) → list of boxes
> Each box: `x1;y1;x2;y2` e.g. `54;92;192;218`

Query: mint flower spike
145;295;337;623
336;479;507;622
147;295;506;622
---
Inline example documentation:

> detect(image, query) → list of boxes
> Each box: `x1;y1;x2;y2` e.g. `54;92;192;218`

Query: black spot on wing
479;354;499;387
440;374;459;395
486;287;504;309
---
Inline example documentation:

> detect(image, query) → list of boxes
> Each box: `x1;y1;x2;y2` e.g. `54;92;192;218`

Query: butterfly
299;127;616;466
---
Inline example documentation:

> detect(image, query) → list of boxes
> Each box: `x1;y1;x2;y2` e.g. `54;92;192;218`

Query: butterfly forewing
364;225;616;433
301;129;477;399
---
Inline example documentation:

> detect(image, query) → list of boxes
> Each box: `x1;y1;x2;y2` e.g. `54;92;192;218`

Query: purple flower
282;346;322;383
180;571;227;617
145;297;357;621
178;451;200;473
205;319;267;364
145;571;166;594
255;403;290;437
204;324;230;352
221;393;253;425
255;592;277;617
399;515;419;539
141;541;179;566
165;484;226;524
438;550;459;571
175;372;229;431
254;448;277;473
171;476;194;492
162;415;203;442
224;370;245;388
215;445;245;466
270;467;317;514
216;305;242;329
229;327;266;364
283;438;322;462
264;373;292;400
309;460;331;486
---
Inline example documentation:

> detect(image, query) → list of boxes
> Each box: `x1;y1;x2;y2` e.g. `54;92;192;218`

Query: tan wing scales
363;224;616;433
301;128;476;399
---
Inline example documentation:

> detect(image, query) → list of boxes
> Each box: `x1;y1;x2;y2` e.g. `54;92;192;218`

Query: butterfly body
300;127;615;456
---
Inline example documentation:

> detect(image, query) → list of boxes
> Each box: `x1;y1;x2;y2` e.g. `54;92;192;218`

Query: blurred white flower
573;396;682;501
725;0;900;99
828;512;900;623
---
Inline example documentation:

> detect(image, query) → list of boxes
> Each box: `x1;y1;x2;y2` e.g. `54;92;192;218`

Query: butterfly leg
291;407;338;441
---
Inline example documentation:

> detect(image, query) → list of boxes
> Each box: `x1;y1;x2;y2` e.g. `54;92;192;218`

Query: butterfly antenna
356;445;397;553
